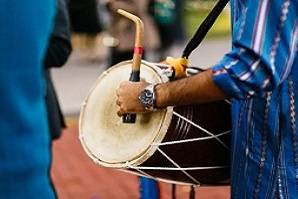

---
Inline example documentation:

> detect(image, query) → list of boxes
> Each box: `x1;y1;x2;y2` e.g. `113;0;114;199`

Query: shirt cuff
212;62;244;99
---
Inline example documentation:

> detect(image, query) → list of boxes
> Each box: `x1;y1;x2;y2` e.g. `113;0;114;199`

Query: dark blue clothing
139;177;159;199
212;0;298;198
45;0;71;140
0;1;55;198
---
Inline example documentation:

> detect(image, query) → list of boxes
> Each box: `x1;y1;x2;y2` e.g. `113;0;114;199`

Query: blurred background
51;0;231;198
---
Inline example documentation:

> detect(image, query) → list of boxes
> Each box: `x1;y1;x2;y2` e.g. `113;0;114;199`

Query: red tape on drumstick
134;46;144;55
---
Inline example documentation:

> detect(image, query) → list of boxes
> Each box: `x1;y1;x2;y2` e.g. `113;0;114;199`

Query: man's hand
116;80;149;117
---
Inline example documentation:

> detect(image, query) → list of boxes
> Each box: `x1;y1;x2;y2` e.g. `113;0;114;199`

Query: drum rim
79;60;174;168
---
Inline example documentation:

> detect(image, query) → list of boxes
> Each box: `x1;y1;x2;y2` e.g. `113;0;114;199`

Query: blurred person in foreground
105;1;160;199
43;0;72;195
116;1;298;198
0;0;56;199
44;0;71;142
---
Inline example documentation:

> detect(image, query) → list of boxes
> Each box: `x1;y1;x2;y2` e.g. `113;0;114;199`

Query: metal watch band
138;83;157;111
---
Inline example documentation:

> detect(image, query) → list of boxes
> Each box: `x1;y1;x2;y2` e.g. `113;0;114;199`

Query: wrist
154;83;169;109
138;83;157;111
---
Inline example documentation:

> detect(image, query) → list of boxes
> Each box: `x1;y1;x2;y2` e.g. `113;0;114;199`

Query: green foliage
183;2;231;39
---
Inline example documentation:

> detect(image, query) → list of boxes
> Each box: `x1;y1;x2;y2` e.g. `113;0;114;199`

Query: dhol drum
79;60;231;186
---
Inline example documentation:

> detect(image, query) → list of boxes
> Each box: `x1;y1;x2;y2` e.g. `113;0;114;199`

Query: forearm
155;70;227;108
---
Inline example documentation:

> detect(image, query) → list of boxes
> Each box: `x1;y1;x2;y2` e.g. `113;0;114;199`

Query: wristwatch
138;84;157;111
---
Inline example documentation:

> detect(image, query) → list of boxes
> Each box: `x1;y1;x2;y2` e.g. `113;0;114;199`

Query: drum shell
138;102;230;185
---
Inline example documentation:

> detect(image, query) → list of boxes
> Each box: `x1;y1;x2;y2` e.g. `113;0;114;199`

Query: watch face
140;89;154;108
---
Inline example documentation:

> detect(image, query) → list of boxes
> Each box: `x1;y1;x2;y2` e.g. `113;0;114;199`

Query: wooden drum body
79;60;230;186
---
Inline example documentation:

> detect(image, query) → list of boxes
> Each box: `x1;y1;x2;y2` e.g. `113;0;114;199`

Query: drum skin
79;60;230;186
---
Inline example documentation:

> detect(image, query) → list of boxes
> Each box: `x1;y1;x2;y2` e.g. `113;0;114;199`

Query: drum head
79;60;173;167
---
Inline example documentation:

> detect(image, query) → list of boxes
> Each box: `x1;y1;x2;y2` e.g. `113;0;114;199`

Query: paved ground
50;38;231;198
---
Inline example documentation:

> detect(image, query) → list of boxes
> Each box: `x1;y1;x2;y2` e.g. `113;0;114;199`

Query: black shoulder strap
182;0;230;58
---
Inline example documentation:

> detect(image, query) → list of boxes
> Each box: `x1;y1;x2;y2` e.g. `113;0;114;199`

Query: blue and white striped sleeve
212;0;298;99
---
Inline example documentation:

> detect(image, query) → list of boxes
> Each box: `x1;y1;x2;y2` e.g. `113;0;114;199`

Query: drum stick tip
117;9;124;14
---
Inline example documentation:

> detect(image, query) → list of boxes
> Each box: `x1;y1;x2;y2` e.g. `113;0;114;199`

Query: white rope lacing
173;111;229;149
127;165;229;171
151;130;230;146
132;167;155;179
156;148;200;185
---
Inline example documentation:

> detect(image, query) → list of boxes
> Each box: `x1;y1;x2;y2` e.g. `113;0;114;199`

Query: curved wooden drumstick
117;9;144;123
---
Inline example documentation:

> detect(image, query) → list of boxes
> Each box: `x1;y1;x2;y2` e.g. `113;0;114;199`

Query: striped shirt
212;0;298;198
